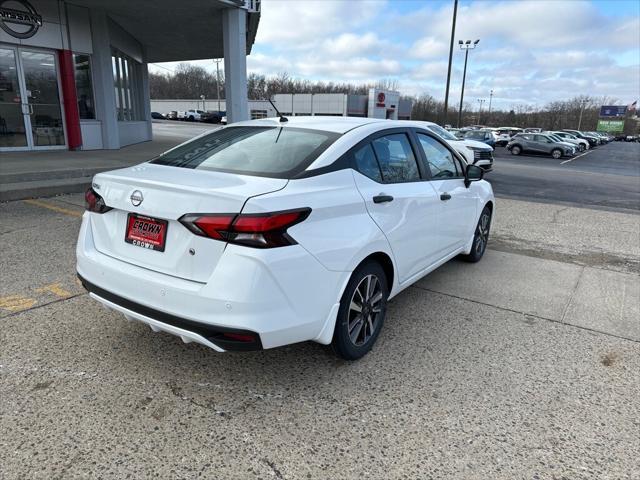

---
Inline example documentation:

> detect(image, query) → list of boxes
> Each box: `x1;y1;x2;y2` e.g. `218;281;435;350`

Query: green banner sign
597;119;624;133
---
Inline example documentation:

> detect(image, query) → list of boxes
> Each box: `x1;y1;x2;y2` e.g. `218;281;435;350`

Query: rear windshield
150;126;340;178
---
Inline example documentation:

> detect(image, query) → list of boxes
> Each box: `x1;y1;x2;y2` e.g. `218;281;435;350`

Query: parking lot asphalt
488;142;640;212
1;189;639;479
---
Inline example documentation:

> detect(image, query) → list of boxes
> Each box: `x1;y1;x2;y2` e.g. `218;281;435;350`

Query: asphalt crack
262;458;285;479
411;284;639;345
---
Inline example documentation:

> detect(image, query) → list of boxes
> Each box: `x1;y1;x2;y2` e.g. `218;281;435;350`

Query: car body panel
77;117;495;353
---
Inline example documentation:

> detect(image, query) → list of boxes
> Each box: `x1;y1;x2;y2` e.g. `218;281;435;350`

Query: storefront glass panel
0;47;28;148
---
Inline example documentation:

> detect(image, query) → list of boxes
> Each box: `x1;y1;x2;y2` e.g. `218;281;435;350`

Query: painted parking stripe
561;150;593;165
23;199;83;218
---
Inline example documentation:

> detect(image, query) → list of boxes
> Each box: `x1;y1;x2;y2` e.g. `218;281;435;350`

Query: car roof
230;116;393;134
229;117;465;135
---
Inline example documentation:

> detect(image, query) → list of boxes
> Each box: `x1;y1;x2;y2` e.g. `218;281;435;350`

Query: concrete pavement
1;194;639;479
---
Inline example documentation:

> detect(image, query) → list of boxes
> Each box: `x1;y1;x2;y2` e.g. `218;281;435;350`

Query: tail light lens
179;208;311;248
85;188;112;214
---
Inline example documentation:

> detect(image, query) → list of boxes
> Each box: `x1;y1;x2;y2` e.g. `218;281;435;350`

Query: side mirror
464;164;484;187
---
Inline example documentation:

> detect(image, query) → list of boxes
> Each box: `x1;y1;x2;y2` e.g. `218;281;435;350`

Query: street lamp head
465;40;471;45
474;39;480;45
458;40;463;45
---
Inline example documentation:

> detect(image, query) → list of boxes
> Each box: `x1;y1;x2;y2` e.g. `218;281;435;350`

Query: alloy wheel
475;211;491;255
347;274;383;346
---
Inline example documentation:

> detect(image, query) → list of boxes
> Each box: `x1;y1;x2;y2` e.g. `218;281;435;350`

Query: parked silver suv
507;133;576;159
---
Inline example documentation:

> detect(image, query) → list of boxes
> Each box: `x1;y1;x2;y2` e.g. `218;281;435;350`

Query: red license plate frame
125;213;168;252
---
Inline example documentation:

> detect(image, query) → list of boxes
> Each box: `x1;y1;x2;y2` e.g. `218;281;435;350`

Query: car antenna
269;97;288;123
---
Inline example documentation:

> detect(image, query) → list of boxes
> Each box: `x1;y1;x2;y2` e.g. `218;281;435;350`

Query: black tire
331;261;388;360
461;206;492;263
578;144;585;152
188;116;195;122
510;145;521;155
551;148;562;159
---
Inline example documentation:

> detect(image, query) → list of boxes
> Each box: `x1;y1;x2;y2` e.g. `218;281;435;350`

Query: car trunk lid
89;163;287;282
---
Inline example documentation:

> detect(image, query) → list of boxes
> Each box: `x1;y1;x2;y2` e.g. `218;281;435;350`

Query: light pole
443;0;458;125
457;39;480;128
200;94;206;111
213;58;222;113
477;98;486;124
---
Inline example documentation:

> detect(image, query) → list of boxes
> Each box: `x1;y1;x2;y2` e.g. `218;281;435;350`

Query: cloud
150;0;640;109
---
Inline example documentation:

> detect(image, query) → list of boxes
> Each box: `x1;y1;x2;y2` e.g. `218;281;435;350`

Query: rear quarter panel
241;170;395;276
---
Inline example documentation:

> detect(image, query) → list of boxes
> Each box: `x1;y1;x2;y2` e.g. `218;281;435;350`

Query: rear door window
371;133;421;183
353;143;383;182
151;126;340;178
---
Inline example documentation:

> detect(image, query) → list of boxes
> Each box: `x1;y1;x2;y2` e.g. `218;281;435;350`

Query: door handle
440;193;452;201
373;194;394;204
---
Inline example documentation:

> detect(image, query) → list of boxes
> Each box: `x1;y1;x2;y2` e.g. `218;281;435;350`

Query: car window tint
353;143;382;182
371;134;420;183
417;134;459;179
150;126;339;178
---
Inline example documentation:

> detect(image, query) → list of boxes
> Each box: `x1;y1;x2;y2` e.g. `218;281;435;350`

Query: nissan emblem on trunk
130;190;143;207
0;0;42;39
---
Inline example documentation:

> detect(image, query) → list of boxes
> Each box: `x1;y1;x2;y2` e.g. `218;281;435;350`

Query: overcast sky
151;0;640;110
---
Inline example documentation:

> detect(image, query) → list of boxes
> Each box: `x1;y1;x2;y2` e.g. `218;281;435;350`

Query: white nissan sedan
77;117;494;360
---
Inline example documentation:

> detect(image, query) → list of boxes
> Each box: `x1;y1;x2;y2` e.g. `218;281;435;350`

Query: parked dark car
151;112;165;119
201;111;223;124
562;129;599;147
464;129;496;148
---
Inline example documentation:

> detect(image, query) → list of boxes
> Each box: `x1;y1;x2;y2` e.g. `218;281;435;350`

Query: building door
0;45;66;152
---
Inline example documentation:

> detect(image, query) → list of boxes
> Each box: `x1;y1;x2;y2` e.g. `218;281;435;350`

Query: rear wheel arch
484;200;494;215
353;252;395;292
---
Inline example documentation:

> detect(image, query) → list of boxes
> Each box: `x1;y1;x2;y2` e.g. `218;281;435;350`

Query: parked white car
177;109;206;121
77;117;494;360
495;127;522;146
420;122;494;171
550;131;589;151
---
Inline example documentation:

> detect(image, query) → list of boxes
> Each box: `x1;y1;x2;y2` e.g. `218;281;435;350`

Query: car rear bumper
76;213;347;351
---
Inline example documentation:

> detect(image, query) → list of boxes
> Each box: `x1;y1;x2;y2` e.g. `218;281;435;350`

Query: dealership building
0;0;260;152
151;89;413;120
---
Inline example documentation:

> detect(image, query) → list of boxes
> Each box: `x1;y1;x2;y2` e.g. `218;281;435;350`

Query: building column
57;50;82;150
222;7;249;123
89;9;119;149
140;59;153;141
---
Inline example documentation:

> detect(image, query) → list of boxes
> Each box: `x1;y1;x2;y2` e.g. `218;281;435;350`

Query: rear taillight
84;188;112;214
179;208;311;248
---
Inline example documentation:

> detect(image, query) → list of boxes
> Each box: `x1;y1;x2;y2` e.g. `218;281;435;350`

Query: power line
150;63;176;73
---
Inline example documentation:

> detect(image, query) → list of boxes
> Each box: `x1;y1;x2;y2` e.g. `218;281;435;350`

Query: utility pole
443;0;458;126
487;89;493;125
477;99;486;124
214;58;222;113
577;99;586;130
457;39;480;128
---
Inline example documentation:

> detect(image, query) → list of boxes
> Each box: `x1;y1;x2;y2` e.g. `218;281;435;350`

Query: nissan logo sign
130;190;144;207
0;0;42;39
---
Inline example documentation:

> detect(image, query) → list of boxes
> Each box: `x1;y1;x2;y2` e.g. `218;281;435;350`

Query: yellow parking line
0;295;37;312
23;199;83;218
36;283;73;299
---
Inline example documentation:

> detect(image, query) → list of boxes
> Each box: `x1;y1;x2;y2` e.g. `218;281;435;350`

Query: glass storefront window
111;49;142;121
73;54;95;119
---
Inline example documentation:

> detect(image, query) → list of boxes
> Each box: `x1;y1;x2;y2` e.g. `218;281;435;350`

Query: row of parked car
446;126;615;159
151;110;227;124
